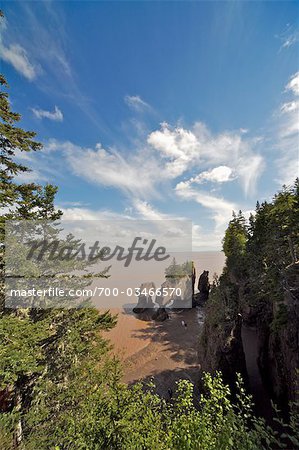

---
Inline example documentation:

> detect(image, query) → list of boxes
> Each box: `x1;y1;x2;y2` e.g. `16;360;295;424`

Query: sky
1;1;298;250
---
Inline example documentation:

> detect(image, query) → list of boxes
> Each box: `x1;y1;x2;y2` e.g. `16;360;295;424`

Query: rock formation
199;307;248;390
151;307;169;322
197;270;210;303
132;282;156;314
255;262;299;408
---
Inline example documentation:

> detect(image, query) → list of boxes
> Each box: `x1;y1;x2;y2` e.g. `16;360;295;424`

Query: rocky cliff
199;277;248;391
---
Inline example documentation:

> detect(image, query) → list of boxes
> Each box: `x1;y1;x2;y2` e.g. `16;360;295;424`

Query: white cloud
59;201;90;207
148;123;200;177
191;166;235;184
285;72;299;96
0;15;37;80
236;155;265;197
46;140;163;198
59;185;233;251
175;181;237;232
60;207;128;222
133;199;172;221
2;3;108;133
59;204;191;252
15;169;45;183
148;121;264;195
17;115;266;251
133;199;186;222
192;228;223;251
32;106;63;122
0;42;37;80
276;155;299;187
277;25;299;50
275;72;299;185
282;33;299;49
281;101;299;114
124;95;150;112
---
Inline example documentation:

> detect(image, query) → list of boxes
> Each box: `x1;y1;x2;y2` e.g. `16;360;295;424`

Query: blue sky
1;1;298;250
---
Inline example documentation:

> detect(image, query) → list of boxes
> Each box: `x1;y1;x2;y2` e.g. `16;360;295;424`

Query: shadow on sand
122;308;203;396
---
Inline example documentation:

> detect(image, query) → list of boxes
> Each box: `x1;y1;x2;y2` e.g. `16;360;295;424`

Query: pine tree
0;66;117;448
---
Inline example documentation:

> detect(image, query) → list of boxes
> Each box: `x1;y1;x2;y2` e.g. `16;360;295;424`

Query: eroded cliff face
198;281;248;391
199;317;248;389
200;182;299;417
205;268;298;415
255;262;299;408
199;263;299;417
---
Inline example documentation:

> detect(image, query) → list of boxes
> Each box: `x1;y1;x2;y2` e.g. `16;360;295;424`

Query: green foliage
1;28;298;449
0;74;62;241
202;180;299;434
270;303;289;332
165;258;192;279
0;68;117;448
244;182;299;341
222;210;247;280
1;372;292;450
0;316;49;388
216;181;299;318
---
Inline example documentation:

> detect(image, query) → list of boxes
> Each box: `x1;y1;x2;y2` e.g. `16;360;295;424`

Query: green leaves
0;316;49;388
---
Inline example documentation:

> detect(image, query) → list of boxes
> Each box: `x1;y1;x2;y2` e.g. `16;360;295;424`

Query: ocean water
102;252;225;358
92;251;225;309
192;251;226;287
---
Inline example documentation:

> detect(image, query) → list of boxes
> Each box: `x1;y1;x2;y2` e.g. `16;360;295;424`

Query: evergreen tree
222;210;247;280
0;68;117;448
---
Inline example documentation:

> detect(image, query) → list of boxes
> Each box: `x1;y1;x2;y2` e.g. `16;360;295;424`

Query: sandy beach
122;308;204;395
103;252;225;394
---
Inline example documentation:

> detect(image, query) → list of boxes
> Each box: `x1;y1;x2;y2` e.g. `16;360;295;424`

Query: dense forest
0;68;298;449
200;181;299;413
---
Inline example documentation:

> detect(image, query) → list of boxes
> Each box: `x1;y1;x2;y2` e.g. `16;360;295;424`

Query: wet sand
103;307;203;396
103;307;155;360
103;253;225;393
122;308;204;396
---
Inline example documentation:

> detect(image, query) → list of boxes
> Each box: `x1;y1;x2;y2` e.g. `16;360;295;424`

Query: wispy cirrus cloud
124;95;151;112
277;24;299;51
147;121;264;196
4;2;109;135
175;181;237;232
285;71;299;96
275;72;299;185
133;199;185;222
45;118;264;200
45;140;163;198
0;18;38;80
32;105;63;122
20;112;265;250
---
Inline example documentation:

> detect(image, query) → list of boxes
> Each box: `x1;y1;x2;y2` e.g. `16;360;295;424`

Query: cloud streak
277;24;299;51
0;18;37;80
45;140;163;198
32;106;63;122
285;72;299;97
124;95;151;112
175;180;237;232
274;72;299;186
148;121;264;196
